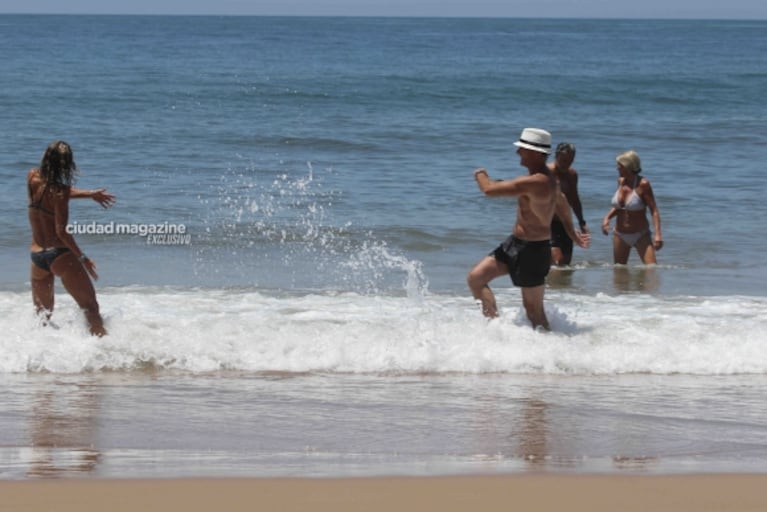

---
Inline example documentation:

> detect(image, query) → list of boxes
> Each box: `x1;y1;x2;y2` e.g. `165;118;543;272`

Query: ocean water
0;15;766;479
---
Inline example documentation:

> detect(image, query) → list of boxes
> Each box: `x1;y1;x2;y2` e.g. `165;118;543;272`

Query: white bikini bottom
614;229;650;247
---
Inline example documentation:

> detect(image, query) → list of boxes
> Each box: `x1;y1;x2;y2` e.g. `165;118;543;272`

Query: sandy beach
3;474;767;512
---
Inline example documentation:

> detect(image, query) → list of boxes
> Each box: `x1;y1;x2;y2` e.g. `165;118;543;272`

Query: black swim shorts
550;218;573;255
491;235;551;288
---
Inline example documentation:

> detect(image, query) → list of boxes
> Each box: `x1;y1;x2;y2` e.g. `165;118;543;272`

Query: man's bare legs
521;285;549;330
468;256;549;329
467;256;508;318
551;246;572;266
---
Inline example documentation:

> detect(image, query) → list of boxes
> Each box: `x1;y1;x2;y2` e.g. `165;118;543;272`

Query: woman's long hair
39;140;77;188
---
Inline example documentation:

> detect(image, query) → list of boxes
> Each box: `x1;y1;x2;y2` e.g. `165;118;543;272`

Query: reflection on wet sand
28;381;101;478
516;398;549;469
613;455;660;471
477;390;573;471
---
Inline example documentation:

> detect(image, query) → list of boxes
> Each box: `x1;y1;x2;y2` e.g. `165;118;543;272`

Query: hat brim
513;141;551;154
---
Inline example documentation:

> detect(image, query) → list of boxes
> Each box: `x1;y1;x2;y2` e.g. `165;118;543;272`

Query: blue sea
0;15;766;479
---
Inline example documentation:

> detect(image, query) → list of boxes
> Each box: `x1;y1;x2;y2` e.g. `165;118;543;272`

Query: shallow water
1;372;765;479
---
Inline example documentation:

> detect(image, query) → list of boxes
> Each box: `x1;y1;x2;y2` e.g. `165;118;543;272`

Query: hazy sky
1;0;765;19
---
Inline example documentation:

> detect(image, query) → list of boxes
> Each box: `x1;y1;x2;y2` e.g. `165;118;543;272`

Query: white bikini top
611;176;645;211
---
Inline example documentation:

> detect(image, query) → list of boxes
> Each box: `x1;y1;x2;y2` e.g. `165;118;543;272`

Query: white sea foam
1;287;764;375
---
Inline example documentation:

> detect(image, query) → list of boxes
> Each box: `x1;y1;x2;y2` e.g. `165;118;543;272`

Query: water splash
194;160;429;296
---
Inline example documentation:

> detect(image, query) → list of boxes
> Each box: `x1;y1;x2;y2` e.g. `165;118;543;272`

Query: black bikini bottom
30;247;70;272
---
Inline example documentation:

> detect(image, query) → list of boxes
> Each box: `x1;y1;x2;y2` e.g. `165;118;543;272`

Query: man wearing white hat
467;128;590;330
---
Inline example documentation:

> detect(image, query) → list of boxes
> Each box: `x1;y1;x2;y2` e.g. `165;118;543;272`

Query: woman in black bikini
28;141;115;336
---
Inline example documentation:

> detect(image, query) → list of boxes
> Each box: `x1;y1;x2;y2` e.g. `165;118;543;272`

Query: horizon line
0;12;765;21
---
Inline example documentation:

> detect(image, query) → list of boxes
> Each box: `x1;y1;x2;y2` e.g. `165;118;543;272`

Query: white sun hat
513;128;552;154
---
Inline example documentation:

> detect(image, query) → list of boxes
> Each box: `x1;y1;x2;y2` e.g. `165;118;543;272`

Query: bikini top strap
28;173;53;209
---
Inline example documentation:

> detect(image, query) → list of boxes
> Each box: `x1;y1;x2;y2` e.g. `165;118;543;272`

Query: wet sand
3;474;767;512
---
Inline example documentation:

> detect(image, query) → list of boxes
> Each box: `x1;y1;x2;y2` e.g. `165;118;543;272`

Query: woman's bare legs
49;252;106;336
30;264;55;322
635;234;657;264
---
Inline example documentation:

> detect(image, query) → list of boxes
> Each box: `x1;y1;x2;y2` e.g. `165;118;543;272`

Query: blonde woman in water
601;150;663;264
